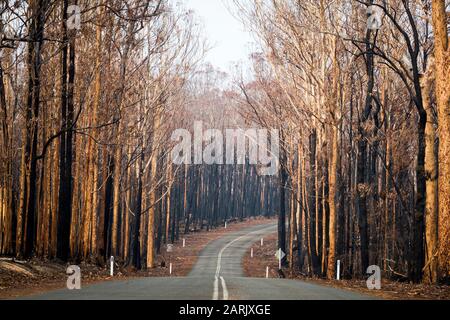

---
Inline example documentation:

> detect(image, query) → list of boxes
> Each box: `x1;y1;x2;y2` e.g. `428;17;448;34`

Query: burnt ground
243;232;450;300
0;216;275;299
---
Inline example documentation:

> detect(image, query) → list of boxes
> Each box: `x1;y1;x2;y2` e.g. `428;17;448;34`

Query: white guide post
337;260;341;280
275;249;285;270
278;254;282;270
110;256;114;277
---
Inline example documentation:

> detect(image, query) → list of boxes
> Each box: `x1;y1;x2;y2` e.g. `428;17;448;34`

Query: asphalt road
24;223;374;300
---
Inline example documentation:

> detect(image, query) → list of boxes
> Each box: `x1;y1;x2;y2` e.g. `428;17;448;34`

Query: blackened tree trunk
131;143;144;269
23;0;48;258
308;130;320;274
57;0;75;262
357;12;375;274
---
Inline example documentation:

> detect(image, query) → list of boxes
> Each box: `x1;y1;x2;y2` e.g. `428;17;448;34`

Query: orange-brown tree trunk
432;0;450;282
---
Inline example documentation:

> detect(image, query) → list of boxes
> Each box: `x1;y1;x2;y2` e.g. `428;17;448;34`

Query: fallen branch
0;257;28;265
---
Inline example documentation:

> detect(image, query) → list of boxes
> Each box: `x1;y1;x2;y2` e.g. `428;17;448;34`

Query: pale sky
183;0;254;72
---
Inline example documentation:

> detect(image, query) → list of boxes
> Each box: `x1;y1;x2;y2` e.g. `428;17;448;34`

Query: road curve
23;222;374;300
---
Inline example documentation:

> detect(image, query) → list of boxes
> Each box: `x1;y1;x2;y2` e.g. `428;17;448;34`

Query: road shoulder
1;217;276;299
243;233;450;300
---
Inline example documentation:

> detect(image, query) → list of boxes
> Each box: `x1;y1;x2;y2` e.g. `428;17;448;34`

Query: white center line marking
220;276;229;300
213;276;219;300
212;224;276;300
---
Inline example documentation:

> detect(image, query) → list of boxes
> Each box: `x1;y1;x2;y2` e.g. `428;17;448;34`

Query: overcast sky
183;0;254;72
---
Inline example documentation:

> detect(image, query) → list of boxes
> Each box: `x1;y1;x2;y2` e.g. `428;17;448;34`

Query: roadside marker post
110;256;114;277
266;267;269;278
167;244;174;273
183;238;186;248
337;260;341;280
251;248;254;258
225;221;227;229
261;238;264;246
275;249;286;270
